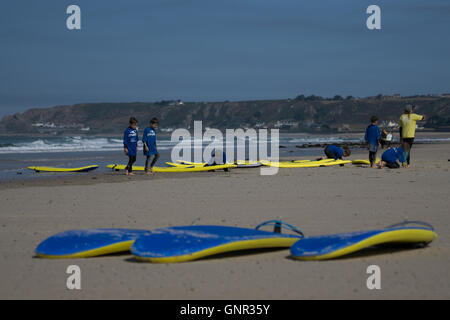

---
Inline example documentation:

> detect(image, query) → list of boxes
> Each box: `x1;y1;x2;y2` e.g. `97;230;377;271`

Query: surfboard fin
255;220;304;237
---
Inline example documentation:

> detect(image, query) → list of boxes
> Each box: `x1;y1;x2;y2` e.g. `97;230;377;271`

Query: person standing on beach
142;117;160;174
398;105;425;168
123;117;139;175
321;145;351;160
378;146;405;169
364;116;381;168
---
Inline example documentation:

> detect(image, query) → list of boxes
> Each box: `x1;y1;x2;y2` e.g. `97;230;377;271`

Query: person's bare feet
128;172;135;176
125;170;129;175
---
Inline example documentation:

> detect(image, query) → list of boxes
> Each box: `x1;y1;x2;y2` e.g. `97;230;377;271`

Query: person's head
150;117;159;129
129;117;138;129
370;115;378;125
404;104;413;114
343;146;351;157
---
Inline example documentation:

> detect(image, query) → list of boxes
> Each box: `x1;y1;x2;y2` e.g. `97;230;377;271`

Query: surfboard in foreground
131;220;304;263
290;221;437;260
36;228;151;258
260;159;351;168
106;164;236;172
28;165;99;172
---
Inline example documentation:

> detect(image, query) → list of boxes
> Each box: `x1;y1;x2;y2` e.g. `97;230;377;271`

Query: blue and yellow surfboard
290;221;437;260
36;228;151;258
131;220;304;263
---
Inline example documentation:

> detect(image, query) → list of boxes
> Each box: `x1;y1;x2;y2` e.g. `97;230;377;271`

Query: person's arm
123;130;128;155
398;117;403;141
135;131;138;152
141;130;146;148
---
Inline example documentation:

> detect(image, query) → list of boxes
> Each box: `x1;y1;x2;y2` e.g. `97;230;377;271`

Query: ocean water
0;135;368;154
0;134;448;181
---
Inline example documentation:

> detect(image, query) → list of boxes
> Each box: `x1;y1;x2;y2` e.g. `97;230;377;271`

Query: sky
0;0;449;117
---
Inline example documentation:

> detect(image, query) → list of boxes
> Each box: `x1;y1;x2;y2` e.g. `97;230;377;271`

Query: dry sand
0;143;449;299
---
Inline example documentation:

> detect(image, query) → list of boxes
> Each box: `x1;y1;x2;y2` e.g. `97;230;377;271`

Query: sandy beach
1;143;449;299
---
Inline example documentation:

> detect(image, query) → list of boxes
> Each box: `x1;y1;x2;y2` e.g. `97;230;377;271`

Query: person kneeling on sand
205;149;230;172
378;147;406;169
320;145;351;160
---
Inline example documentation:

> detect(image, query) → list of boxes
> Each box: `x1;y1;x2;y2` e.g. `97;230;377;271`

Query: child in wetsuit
323;145;351;160
378;147;406;169
142;117;160;174
364;116;381;168
123;117;138;175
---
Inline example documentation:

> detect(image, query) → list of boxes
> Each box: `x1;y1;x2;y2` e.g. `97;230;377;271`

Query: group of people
371;104;425;169
123;105;425;175
123;117;159;175
322;104;425;169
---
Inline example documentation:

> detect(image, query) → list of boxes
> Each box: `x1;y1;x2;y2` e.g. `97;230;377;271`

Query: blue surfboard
290;221;437;260
131;220;304;263
36;228;151;258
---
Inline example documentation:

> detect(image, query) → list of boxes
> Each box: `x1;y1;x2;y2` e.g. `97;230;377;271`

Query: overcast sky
1;0;449;116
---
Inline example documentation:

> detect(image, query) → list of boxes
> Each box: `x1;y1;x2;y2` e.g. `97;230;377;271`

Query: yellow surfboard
171;160;261;168
165;162;198;168
107;164;236;172
292;159;334;163
260;160;351;168
28;165;99;172
352;158;381;165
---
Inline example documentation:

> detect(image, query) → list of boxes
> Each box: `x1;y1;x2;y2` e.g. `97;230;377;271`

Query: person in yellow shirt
398;105;425;168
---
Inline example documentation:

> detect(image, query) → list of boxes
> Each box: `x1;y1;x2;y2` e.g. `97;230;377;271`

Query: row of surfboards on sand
27;158;379;173
35;220;437;262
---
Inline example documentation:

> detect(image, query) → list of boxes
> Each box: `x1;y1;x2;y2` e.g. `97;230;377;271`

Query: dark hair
150;117;159;124
371;116;378;123
129;117;138;124
343;146;351;156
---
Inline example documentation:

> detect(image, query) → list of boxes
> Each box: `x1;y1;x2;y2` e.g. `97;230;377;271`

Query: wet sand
0;143;449;299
